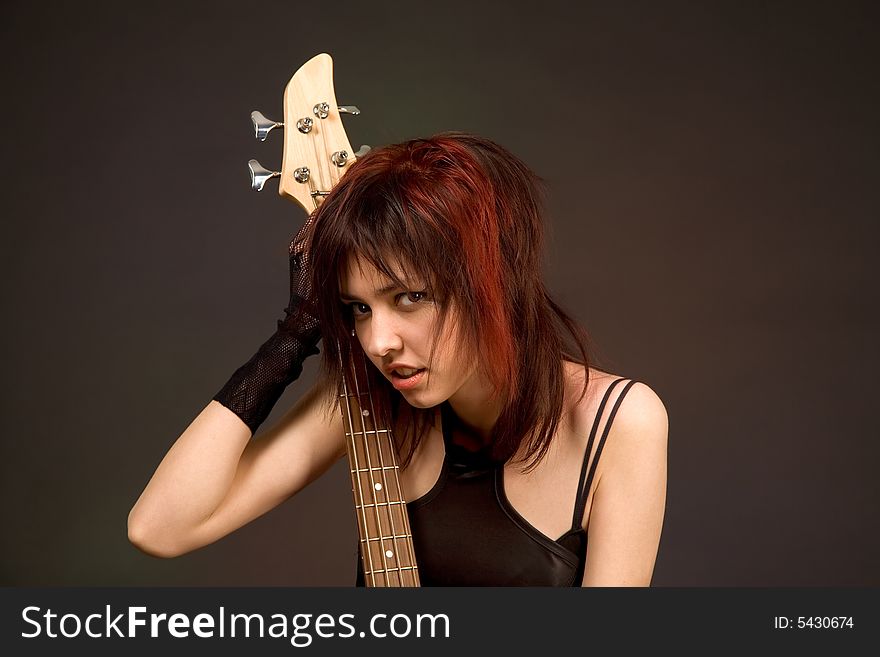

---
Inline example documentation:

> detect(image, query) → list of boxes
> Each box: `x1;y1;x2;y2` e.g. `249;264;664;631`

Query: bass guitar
247;53;419;586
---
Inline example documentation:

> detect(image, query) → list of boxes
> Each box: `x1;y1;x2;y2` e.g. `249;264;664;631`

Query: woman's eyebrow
339;282;403;302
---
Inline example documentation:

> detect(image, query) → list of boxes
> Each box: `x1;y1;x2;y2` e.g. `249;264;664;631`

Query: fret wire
363;566;419;575
344;429;391;436
349;347;393;581
355;500;406;509
351;484;406;507
360;533;412;542
338;344;376;588
338;390;379;399
350;466;399;473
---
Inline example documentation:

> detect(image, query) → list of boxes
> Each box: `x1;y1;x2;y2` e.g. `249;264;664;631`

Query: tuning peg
248;159;280;192
354;145;371;157
338;105;361;115
251;110;284;141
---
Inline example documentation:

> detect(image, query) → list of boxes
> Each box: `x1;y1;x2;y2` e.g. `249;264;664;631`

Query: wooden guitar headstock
247;53;369;213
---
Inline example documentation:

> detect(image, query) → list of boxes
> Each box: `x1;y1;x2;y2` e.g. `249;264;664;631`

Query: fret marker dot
385;550;394;558
374;483;382;491
362;409;370;416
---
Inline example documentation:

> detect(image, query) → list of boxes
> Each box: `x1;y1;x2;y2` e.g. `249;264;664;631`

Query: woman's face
339;254;476;409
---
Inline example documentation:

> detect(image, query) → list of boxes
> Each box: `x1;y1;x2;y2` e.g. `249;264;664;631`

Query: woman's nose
364;311;404;358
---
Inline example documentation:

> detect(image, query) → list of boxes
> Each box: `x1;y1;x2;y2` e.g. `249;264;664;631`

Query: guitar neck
337;341;420;587
249;54;410;585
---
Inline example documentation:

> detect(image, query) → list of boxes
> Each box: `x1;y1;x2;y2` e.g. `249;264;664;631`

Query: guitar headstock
248;53;369;214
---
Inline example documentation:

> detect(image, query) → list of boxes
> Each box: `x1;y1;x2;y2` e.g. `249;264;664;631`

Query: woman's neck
444;368;504;446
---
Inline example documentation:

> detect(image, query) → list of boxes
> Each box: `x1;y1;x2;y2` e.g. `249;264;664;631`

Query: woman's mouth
390;368;426;390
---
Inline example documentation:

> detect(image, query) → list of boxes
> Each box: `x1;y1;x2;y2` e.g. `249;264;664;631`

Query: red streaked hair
305;132;601;470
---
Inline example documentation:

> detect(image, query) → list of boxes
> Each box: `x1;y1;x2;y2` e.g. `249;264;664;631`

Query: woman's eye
345;291;429;318
349;302;370;317
399;290;429;306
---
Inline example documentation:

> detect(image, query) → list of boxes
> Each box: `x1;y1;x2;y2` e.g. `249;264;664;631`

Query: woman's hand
212;214;323;436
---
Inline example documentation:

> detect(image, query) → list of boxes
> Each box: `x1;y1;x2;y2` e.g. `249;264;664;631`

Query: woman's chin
398;390;435;409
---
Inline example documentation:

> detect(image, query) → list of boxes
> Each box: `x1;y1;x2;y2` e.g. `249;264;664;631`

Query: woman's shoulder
563;362;668;451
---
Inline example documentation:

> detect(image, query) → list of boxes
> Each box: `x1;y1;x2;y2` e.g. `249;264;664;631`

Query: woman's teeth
395;368;423;378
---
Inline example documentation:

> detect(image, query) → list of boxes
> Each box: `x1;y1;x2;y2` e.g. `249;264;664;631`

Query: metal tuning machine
247;159;280;192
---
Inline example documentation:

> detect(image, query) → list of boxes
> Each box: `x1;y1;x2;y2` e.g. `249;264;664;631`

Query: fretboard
338;341;420;586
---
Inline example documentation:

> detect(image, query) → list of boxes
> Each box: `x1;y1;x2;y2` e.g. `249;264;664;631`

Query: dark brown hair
306;132;600;472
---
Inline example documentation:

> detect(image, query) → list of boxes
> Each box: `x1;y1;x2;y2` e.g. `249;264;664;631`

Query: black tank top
355;377;639;586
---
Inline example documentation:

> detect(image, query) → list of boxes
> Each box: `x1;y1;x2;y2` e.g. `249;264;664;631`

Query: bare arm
128;376;345;557
580;382;669;586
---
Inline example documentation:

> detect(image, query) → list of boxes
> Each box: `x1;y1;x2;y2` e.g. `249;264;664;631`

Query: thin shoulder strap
570;377;640;530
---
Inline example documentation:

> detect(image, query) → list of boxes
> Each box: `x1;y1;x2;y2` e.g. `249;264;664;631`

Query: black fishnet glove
212;215;322;435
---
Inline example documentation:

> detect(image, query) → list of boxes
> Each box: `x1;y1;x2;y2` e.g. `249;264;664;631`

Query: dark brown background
0;0;876;586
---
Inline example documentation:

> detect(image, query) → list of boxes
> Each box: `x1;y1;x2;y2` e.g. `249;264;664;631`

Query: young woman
128;133;668;586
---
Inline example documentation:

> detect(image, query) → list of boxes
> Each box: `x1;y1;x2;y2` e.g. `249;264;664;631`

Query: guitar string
322;124;415;583
338;347;376;586
359;349;404;586
364;358;417;586
323;110;402;584
327;127;414;585
349;344;393;584
320;111;377;580
319;110;377;582
319;108;332;199
355;348;398;584
306;115;322;211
